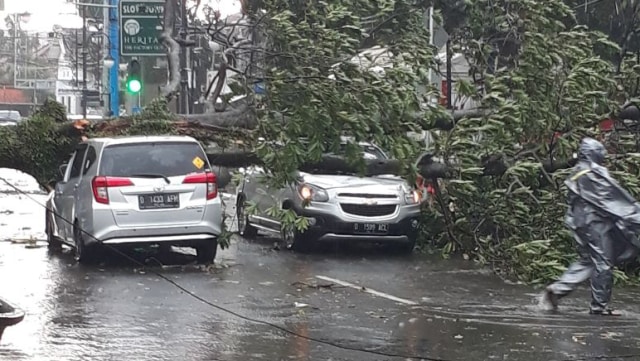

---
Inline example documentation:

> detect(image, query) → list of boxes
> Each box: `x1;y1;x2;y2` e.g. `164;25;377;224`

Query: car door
238;166;276;227
75;145;98;232
54;144;87;242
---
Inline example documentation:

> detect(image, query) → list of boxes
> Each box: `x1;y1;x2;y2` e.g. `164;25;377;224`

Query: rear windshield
98;142;210;177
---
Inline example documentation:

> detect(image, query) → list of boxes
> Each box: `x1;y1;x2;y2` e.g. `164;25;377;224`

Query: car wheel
45;210;62;250
74;224;98;264
398;239;417;254
196;240;218;264
280;224;310;251
237;199;258;238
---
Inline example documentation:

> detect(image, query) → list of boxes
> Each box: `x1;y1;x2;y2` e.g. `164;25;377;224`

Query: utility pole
102;0;110;116
12;13;17;88
82;5;88;118
75;28;79;87
446;39;452;109
179;0;189;114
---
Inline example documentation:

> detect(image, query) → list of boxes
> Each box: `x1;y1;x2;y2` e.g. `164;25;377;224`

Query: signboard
119;0;165;56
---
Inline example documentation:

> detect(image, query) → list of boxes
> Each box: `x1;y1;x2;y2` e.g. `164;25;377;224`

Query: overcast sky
0;0;241;32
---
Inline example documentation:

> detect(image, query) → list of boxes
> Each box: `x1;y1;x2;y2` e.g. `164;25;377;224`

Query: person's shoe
540;286;559;311
589;308;621;316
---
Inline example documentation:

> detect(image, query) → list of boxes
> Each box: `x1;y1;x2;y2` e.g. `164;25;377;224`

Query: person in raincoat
542;137;640;315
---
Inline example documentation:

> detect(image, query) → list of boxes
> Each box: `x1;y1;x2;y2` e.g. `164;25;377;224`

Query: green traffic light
127;79;141;93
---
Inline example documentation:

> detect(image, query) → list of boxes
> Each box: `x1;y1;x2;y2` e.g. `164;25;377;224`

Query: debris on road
291;281;339;290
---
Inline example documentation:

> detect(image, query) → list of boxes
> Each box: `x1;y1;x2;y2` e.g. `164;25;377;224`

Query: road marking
315;275;418;306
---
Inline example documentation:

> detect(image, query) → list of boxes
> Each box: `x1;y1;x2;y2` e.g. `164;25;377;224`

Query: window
83;146;97;175
69;145;88;179
99;142;210;177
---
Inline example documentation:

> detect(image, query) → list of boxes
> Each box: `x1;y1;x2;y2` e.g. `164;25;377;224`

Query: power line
0;176;638;361
0;176;451;361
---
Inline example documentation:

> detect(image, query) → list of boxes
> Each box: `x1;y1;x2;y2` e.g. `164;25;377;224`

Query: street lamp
103;54;114;69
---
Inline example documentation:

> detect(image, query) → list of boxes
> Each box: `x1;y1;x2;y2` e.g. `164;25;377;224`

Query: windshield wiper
130;173;170;184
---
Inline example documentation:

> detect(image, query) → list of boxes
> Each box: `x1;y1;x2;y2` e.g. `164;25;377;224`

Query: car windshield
335;143;388;160
99;142;210;177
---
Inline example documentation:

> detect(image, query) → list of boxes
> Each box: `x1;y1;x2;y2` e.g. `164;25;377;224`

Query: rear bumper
100;233;217;245
87;208;222;247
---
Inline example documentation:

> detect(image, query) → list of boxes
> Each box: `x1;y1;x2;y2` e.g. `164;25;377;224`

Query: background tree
569;0;640;73
420;0;640;282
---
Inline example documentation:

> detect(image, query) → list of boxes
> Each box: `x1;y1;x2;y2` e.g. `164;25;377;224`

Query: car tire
196;240;218;264
74;223;98;264
398;239;416;254
237;199;258;239
281;224;312;251
45;210;62;250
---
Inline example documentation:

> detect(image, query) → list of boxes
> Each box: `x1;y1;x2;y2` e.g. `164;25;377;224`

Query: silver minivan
45;136;223;263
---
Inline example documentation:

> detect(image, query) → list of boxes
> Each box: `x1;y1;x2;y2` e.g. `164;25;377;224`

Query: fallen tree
6;0;640;285
206;149;577;180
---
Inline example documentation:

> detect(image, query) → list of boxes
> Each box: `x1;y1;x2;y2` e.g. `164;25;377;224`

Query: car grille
340;204;397;217
338;193;397;199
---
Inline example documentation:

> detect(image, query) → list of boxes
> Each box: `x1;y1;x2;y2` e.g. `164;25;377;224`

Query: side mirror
59;164;68;177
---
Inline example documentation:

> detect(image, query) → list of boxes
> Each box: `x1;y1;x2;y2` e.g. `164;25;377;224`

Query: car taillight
92;176;133;204
183;172;217;200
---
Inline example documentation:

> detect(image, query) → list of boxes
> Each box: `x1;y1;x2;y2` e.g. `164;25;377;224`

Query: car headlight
405;189;422;204
298;183;329;202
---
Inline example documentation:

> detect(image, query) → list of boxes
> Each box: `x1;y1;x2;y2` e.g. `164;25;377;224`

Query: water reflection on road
2;238;640;361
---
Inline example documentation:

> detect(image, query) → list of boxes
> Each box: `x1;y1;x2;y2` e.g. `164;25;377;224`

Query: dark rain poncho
548;138;640;312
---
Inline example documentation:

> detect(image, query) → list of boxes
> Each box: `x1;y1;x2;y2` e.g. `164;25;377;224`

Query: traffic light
126;59;142;94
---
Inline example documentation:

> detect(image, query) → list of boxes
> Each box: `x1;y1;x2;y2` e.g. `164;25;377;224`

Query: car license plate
353;223;389;234
138;193;179;210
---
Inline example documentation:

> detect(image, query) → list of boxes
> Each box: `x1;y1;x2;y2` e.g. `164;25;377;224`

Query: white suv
45;136;223;263
236;141;422;252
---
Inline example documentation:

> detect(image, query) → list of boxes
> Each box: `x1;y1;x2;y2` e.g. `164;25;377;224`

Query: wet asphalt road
3;233;640;361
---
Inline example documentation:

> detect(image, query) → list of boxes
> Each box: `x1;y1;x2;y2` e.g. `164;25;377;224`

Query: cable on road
1;176;639;361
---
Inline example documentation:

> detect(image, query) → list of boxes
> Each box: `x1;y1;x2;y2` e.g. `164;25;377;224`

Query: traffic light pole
108;0;119;117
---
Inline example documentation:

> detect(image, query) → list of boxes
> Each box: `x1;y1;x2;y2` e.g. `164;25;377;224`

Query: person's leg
543;234;593;309
586;222;615;314
546;251;592;302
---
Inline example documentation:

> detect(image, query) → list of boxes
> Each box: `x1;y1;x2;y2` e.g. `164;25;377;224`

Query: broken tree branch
206;150;575;179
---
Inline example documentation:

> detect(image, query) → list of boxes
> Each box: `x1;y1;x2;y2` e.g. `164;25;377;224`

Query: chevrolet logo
364;199;378;205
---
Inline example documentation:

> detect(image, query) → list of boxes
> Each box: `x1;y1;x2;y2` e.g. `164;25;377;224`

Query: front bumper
292;203;421;244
